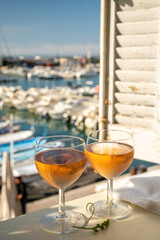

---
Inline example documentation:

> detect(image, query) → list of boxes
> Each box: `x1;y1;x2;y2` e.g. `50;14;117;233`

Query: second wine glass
35;135;87;233
86;129;134;221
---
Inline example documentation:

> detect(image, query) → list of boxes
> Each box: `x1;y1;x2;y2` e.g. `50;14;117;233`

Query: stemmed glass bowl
35;135;87;233
86;129;134;221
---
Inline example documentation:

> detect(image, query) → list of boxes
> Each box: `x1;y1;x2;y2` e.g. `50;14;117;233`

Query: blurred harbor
0;58;158;205
0;58;100;130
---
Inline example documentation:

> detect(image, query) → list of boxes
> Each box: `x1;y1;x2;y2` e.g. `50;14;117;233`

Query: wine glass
35;135;87;234
86;129;134;221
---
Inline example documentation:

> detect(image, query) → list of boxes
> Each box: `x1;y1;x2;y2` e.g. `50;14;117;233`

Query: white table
0;192;160;240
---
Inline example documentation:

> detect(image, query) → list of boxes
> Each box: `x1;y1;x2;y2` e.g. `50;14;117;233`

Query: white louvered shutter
108;0;160;129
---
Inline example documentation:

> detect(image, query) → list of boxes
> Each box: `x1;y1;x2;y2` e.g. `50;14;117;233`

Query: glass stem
57;188;66;218
107;179;113;205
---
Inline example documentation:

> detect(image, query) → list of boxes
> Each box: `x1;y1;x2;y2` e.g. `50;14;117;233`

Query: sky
0;0;100;57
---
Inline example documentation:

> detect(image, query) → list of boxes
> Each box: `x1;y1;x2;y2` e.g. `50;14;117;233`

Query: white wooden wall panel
116;59;157;71
115;115;154;128
115;93;155;106
115;103;155;117
116;34;159;47
109;0;160;128
115;70;156;82
117;0;160;11
117;7;160;23
115;81;156;95
117;21;159;35
116;47;158;59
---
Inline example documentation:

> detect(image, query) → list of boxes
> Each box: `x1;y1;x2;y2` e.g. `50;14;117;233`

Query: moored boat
76;69;97;78
0;139;62;165
0;130;33;145
0;120;10;129
0;137;41;153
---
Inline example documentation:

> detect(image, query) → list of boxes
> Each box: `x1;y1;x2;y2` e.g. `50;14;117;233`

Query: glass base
90;200;131;221
39;210;86;234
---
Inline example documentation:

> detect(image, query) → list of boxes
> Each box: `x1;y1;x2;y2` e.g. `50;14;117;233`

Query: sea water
0;74;99;91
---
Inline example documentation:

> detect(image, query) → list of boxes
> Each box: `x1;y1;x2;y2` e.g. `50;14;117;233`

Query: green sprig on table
73;202;110;232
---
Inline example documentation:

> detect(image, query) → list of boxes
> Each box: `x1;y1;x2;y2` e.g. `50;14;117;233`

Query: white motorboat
0;120;10;129
0;137;40;153
48;100;72;120
12;99;26;110
59;70;76;79
0;130;34;145
76;69;97;78
38;71;62;79
48;106;66;120
27;66;45;79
